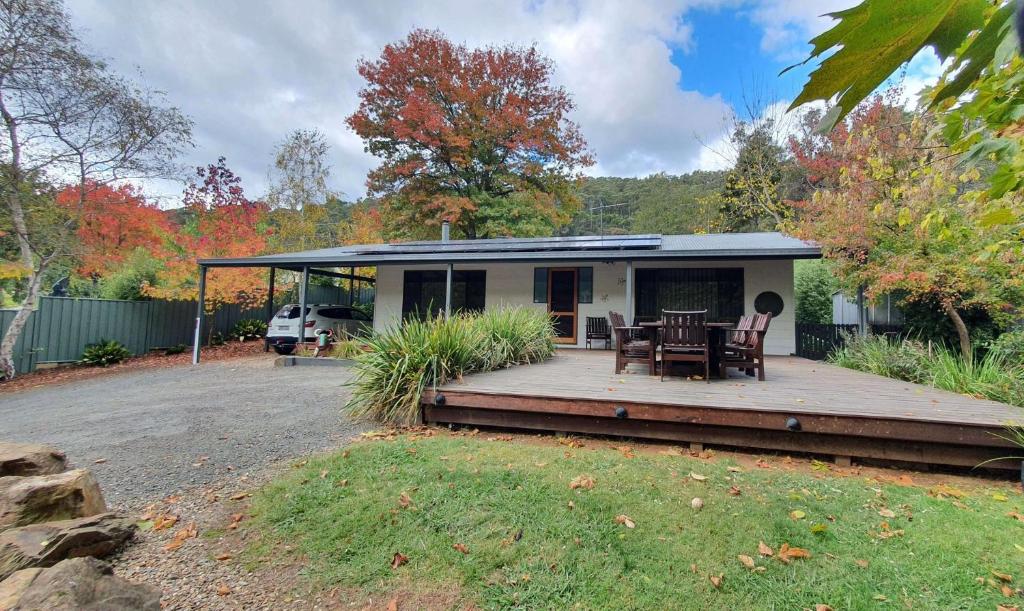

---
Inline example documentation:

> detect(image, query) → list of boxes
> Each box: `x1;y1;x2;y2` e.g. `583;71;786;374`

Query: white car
265;304;371;355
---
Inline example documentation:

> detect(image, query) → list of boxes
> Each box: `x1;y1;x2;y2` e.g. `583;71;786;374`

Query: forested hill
565;171;727;236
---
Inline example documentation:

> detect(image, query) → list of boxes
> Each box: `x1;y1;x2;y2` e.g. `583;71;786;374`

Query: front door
548;268;577;344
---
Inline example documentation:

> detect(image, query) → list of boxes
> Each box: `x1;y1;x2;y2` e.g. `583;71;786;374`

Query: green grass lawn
248;431;1023;609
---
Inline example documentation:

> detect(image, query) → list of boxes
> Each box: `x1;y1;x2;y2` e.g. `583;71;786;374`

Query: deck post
297;266;309;350
442;221;452;318
625;260;634;324
264;267;276;352
192;265;207;365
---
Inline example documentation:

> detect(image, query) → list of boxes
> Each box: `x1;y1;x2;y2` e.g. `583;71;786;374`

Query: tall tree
347;29;593;239
147;158;271;311
791;98;1021;360
266;128;340;252
0;0;192;378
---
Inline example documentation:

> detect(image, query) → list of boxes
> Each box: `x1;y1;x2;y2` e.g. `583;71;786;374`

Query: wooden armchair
720;312;771;381
609;311;654;374
660;310;710;383
585;316;611;349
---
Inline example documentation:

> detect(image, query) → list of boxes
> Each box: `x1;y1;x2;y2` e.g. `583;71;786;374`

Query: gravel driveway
0;356;364;507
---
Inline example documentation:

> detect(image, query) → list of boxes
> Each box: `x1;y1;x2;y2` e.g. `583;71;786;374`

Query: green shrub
208;331;226;346
794;259;838;324
830;333;1024;407
345;307;555;424
79;339;131;367
164;343;187;355
987;330;1024;362
829;333;931;384
231;318;268;341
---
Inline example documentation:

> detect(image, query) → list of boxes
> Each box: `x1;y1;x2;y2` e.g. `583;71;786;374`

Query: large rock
0;513;135;581
0;557;160;610
0;444;66;477
0;470;106;532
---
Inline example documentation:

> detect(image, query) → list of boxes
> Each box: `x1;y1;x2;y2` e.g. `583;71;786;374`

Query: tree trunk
941;301;972;363
0;267;44;380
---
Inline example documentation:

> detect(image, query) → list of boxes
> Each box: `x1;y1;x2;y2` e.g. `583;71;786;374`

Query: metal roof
198;232;820;268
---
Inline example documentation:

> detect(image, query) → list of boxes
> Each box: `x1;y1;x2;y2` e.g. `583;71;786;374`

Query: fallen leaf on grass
728;486;742;496
319;469;329;479
386;599;399;611
709;574;723;589
616;446;635;459
452;543;469;554
727;466;743;473
229;492;249;501
336;479;349;488
217;585;231;596
878;508;896;518
777;543;811;563
758;541;774;557
391;552;408;569
738;554;755;569
993;492;1010;502
815;605;833;611
615;515;636;528
997;604;1019;611
855;559;869;568
164;522;197;551
558;438;584;449
570;475;595;490
227;513;244;530
929;484;966;499
755;459;771;469
789;510;806;520
1008;511;1024;522
398;492;412;508
1001;584;1015;597
993;570;1014;583
689;472;707;482
810;523;828;534
216;553;232;561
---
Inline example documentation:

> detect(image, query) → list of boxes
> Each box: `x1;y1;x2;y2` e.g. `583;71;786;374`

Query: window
533;268;547;303
578;267;593;304
635;268;744;322
535;267;592;304
317;307;353;319
276;306;310;319
402;270;486;318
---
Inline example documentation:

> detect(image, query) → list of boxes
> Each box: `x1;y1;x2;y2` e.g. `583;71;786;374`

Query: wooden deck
422;350;1024;470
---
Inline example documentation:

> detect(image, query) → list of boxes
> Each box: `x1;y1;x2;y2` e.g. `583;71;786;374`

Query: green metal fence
0;283;374;374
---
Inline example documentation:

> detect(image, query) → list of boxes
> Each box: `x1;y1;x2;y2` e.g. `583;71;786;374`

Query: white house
196;231;820;359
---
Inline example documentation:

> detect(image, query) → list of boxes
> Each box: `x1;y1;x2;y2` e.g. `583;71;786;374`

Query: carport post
297;266;309;349
348;267;355;306
192;265;207;365
264;267;276;352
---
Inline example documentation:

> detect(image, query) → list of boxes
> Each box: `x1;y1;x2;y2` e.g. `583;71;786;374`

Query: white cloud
64;0;860;205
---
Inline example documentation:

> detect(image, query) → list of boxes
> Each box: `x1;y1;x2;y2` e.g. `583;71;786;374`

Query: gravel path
0;356;365;507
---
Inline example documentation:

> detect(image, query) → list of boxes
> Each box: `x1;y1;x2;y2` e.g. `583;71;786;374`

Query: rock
0;443;66;477
0;470;106;532
0;513;135;581
0;557;160;610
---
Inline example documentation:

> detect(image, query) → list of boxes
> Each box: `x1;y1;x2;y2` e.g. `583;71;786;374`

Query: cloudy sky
65;0;938;205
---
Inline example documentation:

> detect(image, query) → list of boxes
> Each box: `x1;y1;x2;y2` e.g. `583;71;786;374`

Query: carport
191;257;376;364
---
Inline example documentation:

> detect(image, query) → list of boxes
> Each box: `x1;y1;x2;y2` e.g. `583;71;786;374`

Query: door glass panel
552;314;574;338
549;270;575;312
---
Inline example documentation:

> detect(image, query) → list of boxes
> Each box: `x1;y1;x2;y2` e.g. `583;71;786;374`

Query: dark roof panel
199;232;819;267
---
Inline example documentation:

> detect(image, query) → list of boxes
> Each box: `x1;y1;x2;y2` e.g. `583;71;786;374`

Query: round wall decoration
754;291;784;317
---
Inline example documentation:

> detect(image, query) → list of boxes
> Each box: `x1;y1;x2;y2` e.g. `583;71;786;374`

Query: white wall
373;258;796;355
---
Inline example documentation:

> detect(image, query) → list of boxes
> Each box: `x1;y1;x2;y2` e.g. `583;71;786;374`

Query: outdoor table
639;320;735;377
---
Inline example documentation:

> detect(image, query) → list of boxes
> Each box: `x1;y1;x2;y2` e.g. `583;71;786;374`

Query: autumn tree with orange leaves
347;29;593;240
57;181;172;279
147;158;271;311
